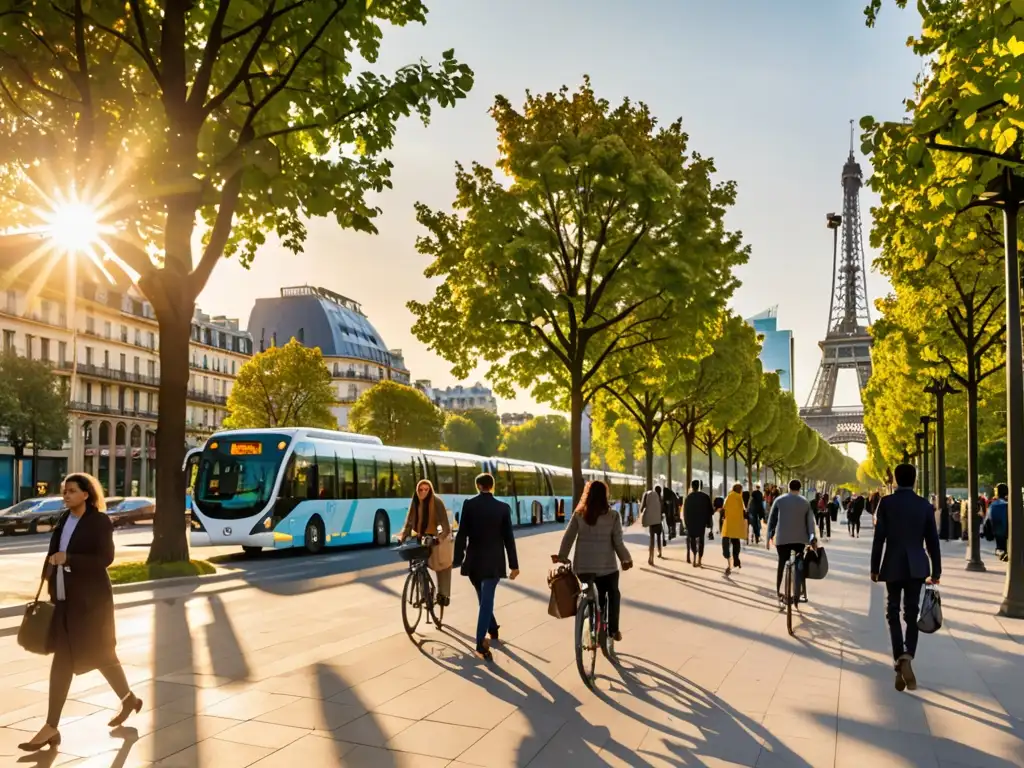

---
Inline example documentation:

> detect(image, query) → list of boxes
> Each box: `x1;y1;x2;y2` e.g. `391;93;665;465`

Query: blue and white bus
187;427;644;556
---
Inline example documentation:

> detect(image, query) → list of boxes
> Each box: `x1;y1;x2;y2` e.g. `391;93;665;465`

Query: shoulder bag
547;564;580;619
917;585;943;634
803;546;829;580
18;566;53;656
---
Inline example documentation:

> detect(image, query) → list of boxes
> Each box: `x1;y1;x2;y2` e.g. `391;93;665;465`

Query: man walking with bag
871;463;941;692
640;485;664;565
453;473;519;662
683;479;714;567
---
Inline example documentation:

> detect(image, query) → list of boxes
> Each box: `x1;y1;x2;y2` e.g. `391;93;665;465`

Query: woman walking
397;479;453;606
639;485;664;566
554;480;633;642
721;483;746;576
20;474;142;752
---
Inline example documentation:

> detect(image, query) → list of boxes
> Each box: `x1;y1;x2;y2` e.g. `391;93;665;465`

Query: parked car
0;496;65;536
104;497;156;527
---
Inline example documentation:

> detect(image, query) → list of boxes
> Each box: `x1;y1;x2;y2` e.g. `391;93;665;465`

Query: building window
133;356;140;374
101;385;110;407
2;329;14;353
147;331;156;349
40;338;50;362
231;360;236;375
348;384;358;400
24;334;33;359
120;353;126;371
86;316;95;333
85;347;94;366
202;409;209;426
134;329;141;346
5;289;16;313
58;341;66;365
103;350;110;368
120;324;128;343
133;390;140;411
147;360;156;377
146;392;154;412
85;382;92;404
40;300;51;323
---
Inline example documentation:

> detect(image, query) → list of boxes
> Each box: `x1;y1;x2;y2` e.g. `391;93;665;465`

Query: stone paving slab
0;521;1021;767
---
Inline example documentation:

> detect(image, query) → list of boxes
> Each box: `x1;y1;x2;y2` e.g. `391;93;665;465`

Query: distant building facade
747;307;795;394
247;286;411;428
416;381;497;413
500;412;534;428
0;239;251;504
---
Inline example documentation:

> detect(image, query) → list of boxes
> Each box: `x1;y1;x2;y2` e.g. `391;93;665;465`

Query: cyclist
552;480;633;642
397;479;453;607
766;479;817;606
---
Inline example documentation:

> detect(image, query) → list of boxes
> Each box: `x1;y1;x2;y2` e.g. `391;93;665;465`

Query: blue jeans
471;576;499;646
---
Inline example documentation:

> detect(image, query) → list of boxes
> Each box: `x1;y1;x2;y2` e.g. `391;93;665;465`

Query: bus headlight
249;515;277;536
263;517;272;530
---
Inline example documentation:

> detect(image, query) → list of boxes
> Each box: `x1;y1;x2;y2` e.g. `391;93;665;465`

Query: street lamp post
964;168;1024;614
920;415;934;506
925;378;958;540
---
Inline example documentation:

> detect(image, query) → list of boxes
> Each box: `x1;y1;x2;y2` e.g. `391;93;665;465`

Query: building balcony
70;401;159;420
55;361;160;388
331;369;385;382
187;389;228;406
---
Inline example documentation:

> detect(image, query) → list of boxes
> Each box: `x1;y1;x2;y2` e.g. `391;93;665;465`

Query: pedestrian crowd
14;461;959;754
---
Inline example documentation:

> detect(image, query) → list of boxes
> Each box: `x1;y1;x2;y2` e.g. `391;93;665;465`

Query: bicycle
575;575;616;689
395;536;445;635
781;547;809;636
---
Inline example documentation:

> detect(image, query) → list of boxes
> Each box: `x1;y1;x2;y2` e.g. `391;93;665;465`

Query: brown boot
898;654;917;691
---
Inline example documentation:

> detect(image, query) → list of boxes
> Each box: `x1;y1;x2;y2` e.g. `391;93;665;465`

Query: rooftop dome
247;286;407;371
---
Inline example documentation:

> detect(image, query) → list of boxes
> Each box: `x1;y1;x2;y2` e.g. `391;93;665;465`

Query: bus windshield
195;435;291;520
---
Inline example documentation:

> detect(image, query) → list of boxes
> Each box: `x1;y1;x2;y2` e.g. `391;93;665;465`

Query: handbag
18;567;53;656
547;564;580;619
428;535;454;571
918;585;942;634
803;546;829;580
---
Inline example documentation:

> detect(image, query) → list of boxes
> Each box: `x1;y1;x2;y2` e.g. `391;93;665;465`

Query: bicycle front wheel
402;570;424;635
575;599;597;688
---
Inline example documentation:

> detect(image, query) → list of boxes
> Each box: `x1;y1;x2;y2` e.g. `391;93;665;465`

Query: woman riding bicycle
552;480;633;642
397;480;453;607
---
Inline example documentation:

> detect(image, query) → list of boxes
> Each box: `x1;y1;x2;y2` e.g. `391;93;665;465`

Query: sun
41;201;103;253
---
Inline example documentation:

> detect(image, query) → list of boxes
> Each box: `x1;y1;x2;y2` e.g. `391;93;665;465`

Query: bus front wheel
305;517;326;554
373;512;390;547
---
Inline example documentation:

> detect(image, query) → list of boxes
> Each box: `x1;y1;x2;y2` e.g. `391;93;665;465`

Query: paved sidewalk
0;521;1021;767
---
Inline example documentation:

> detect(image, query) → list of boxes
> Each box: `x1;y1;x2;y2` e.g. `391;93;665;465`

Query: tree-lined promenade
0;0;860;575
859;0;1024;615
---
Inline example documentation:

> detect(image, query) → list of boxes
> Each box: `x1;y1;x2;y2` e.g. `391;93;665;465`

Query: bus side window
355;455;376;499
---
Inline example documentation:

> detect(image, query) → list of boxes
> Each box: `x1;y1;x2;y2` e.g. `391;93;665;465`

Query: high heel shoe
108;693;143;727
18;730;61;751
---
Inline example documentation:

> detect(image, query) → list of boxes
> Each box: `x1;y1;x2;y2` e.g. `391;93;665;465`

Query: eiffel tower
800;123;873;445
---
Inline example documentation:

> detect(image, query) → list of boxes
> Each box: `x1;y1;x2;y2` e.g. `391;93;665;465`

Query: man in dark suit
871;463;942;692
453;472;519;661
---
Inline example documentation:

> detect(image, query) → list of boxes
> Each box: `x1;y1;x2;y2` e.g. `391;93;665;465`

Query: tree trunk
644;430;655;490
666;452;673;492
12;443;24;502
708;442;714;496
746;438;754;490
570;372;585;507
685;432;694;489
965;371;984;570
147;285;194;564
31;429;39;496
722;431;729;491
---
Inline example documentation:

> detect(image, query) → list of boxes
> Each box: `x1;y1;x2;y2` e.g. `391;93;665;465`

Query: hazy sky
199;0;922;426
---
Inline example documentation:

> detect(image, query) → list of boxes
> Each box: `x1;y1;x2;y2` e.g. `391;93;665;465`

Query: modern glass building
747;307;795;394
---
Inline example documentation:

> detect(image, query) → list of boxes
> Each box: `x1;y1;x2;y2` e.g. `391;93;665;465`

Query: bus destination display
230;442;263;456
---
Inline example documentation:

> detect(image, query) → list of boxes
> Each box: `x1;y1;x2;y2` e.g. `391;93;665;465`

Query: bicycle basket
397;542;430;562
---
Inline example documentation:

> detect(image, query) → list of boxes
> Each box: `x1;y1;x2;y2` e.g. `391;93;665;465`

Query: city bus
186;427;644;555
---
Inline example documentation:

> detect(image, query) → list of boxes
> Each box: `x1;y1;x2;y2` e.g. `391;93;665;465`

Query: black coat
453;493;519;580
45;507;118;674
683;491;714;532
871;488;942;583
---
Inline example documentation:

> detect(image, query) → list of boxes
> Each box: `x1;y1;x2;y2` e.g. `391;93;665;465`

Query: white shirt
55;513;81;602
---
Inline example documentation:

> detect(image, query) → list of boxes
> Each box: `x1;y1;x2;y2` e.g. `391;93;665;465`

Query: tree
0;3;472;562
409;79;748;503
0;353;68;500
443;413;483;454
348;382;444;449
461;408;502;455
655;417;687;492
673;315;761;488
223;340;337;430
501;415;571;467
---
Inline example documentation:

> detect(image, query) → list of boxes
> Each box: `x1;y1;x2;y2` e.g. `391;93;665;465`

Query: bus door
184;448;201;518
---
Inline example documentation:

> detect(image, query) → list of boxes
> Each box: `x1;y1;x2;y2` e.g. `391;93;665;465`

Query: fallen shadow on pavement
416;625;645;766
601;653;814;767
